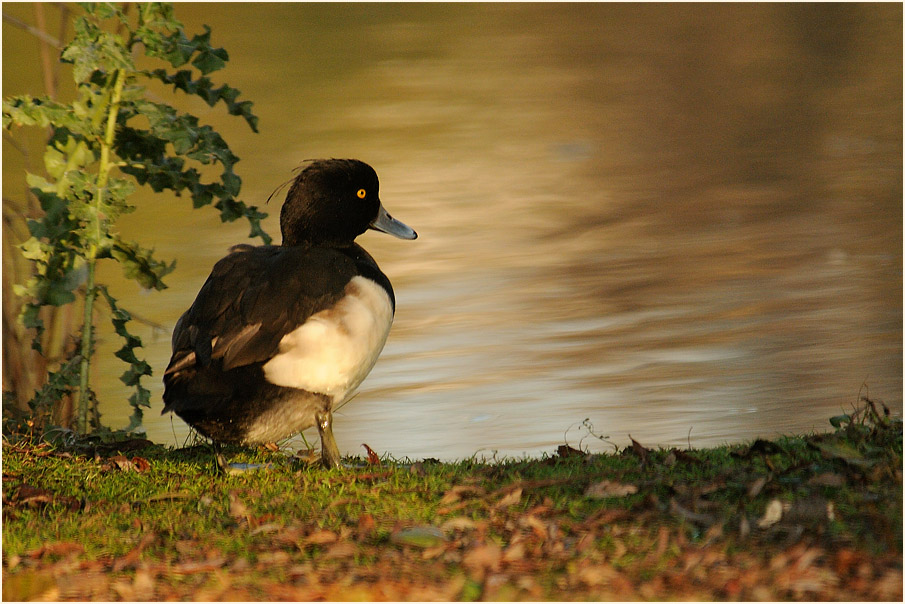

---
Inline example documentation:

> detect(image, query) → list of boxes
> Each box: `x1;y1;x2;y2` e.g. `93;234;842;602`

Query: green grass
2;401;901;600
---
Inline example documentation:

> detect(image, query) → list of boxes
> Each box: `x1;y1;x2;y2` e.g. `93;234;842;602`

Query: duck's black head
280;159;417;247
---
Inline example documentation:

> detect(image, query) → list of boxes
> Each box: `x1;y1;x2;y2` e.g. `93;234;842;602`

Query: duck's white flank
262;276;394;400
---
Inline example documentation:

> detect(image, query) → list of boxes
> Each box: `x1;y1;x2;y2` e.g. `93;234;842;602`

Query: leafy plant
3;2;268;436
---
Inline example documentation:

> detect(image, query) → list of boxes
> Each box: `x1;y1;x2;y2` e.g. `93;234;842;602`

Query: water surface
4;4;901;459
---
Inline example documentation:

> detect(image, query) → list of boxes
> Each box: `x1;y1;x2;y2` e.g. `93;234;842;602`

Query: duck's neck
280;207;358;248
280;229;356;249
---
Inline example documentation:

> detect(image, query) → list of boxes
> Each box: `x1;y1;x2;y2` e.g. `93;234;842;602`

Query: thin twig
92;297;171;337
54;4;70;99
2;131;30;159
116;3;131;36
2;12;62;47
33;3;57;98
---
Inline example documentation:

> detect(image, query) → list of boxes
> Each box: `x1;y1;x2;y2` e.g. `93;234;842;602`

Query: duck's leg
315;410;342;469
212;440;230;475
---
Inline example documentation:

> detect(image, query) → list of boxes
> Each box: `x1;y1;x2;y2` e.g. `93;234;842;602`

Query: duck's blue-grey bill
370;204;417;240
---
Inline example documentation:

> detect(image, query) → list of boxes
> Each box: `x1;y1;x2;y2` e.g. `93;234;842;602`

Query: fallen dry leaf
436;501;470;515
257;551;291;565
323;541;357;560
14;484;53;506
503;541;526;562
784;497;835;523
524;502;553;516
170;557;227;575
421;545;447;560
228;491;248;521
131;456;151;472
807;473;846;487
327;497;354;509
629;435;649;465
110;455;146;472
132;568;154;602
832;548;862;575
356;513;376;538
27;541;84;559
812;439;870;467
440;485;485;505
578;507;632;528
577;563;621;587
304;529;338;546
653;526;670;558
520;515;548;540
146;491;194;503
463;542;502;574
391;526;446;548
96;438;154;453
670;448;702;465
272;525;306;546
249;523;282;536
669;498;717;526
757;499;786;528
747;476;768;498
496;487;522;508
731;438;783;458
55;570;108;600
12;484;80;511
112;533;156;571
441;516;479;532
585;480;638;499
362;443;381;465
556;444;584;458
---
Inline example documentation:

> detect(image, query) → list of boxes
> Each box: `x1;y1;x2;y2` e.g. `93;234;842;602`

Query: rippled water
4;4;902;459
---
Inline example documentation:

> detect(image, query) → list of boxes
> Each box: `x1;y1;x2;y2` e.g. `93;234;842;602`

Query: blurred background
3;3;902;459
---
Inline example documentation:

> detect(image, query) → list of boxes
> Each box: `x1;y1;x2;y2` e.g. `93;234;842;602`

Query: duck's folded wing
165;246;357;376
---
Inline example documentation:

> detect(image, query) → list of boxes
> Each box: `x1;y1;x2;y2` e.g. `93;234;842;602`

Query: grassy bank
2;401;901;601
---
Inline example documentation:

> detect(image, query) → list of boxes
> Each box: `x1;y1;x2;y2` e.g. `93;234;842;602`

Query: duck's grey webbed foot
316;410;342;469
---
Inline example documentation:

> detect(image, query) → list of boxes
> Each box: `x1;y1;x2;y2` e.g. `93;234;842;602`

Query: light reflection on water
7;4;901;459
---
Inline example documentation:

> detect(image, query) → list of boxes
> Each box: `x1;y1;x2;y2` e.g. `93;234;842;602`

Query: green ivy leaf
25;172;55;192
3;95;49;128
120;361;153;386
221;170;241;197
110;240;176;290
83;3;119;20
27;188;79;242
182;26;230;75
29;354;83;412
63;16;134;83
192;47;228;75
19;237;47;261
40;278;78;307
247;215;272;245
19;303;46;352
43;134;96;179
829;414;851;429
146;69;258;133
97;285;155;432
4;96;95;134
154;29;196;67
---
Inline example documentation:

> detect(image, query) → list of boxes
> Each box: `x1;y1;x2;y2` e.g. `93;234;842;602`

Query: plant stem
77;69;125;435
77;253;96;435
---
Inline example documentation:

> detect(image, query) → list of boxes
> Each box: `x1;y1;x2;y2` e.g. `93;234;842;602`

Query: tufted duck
162;159;416;468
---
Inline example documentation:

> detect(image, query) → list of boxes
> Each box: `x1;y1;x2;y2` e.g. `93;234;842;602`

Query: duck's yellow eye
356;188;367;199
